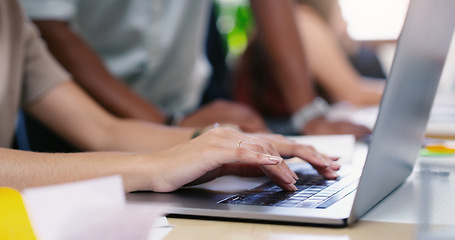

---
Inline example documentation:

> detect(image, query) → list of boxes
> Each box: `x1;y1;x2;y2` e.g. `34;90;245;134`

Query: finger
233;146;283;165
279;160;299;180
220;162;297;192
205;128;281;166
214;129;299;189
252;134;336;180
312;161;340;179
263;162;297;185
272;141;328;169
232;141;297;188
320;153;341;163
238;139;299;185
290;145;340;179
236;133;301;181
230;132;282;160
261;165;298;191
314;165;340;179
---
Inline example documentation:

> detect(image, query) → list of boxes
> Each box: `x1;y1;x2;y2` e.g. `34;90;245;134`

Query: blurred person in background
234;0;385;135
20;0;370;153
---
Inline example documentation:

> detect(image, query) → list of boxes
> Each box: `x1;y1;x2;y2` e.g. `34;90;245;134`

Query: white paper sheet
287;134;356;163
22;175;171;240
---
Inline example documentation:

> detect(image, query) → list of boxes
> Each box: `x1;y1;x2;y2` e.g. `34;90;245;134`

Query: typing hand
248;133;340;179
140;128;297;192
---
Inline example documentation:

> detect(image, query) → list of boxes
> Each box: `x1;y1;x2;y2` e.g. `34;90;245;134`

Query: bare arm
249;0;315;112
0;127;340;192
0;147;146;192
8;82;339;192
0;129;299;193
33;20;269;132
295;5;384;106
25;81;194;152
33;20;167;123
249;0;371;138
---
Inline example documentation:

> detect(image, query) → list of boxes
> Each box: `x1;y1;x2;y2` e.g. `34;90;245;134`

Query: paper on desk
326;103;378;130
22;175;171;240
328;94;455;137
287;134;356;163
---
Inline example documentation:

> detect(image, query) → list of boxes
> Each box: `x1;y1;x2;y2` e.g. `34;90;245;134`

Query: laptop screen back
350;0;455;222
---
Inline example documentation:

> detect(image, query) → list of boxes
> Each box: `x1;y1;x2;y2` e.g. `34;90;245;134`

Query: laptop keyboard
218;172;358;209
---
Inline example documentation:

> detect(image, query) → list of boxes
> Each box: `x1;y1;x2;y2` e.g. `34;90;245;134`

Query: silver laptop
127;0;455;227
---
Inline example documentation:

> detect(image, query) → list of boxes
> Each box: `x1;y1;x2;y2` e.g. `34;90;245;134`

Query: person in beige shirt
0;0;340;192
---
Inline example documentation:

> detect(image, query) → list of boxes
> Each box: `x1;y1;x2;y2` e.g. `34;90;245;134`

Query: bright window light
339;0;410;41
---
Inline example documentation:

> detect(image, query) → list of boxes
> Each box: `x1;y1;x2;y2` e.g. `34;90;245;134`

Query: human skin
31;20;269;133
1;81;339;192
31;0;370;137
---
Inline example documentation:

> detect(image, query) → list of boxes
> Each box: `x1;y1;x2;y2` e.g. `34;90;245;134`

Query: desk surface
154;130;455;240
161;159;455;240
165;218;414;240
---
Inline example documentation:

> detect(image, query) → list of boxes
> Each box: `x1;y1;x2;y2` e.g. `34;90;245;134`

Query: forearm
99;117;195;152
250;0;315;112
295;6;382;106
0;148;147;192
33;20;166;123
26;81;194;153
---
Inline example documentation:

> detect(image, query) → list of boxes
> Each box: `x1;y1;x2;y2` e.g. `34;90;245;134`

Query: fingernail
286;172;297;184
291;171;299;181
289;183;298;191
326;162;340;170
268;155;283;163
328;172;339;179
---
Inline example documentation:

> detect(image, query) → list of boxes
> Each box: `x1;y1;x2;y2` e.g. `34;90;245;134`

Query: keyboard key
218;173;358;208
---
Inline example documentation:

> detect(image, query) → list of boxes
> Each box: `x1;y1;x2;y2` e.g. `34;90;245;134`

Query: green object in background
214;0;254;58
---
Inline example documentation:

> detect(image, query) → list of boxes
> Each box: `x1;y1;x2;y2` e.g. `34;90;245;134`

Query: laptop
127;0;455;227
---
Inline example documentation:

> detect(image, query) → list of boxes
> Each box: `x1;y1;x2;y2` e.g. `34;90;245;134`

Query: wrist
119;153;153;192
165;112;185;126
291;97;330;133
191;123;241;139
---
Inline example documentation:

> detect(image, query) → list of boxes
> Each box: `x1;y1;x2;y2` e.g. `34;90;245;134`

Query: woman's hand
136;128;297;192
248;133;341;179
